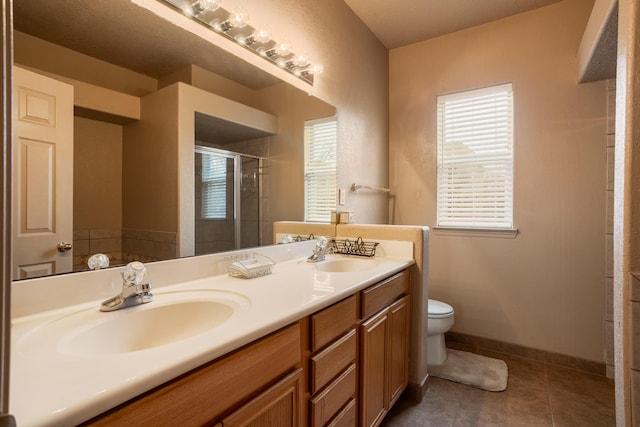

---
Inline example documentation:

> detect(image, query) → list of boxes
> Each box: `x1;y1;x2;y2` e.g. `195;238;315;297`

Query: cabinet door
222;369;303;427
387;296;410;408
360;309;388;427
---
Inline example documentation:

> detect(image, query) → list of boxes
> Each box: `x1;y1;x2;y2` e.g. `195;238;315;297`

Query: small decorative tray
226;253;276;279
332;237;379;257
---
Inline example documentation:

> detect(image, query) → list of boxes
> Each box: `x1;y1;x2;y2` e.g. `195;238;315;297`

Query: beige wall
14;31;157;97
239;0;390;224
389;0;607;362
123;85;180;233
254;83;336;237
74;117;123;230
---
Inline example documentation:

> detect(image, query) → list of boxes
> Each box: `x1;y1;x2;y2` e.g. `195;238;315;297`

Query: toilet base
427;333;447;366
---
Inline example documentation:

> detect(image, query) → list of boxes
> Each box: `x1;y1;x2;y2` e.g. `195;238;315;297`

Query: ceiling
344;0;565;49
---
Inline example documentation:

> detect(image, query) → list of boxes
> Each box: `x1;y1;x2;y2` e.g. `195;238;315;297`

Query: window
201;153;228;219
304;117;337;222
436;84;514;229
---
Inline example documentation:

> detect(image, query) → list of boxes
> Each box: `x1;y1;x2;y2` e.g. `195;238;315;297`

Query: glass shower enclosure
194;146;262;255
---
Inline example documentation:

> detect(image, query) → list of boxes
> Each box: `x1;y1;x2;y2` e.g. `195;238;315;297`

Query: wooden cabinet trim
327;398;357;427
387;296;410;408
310;328;357;394
310;363;357;427
221;368;303;427
311;294;358;352
359;309;389;427
361;271;409;319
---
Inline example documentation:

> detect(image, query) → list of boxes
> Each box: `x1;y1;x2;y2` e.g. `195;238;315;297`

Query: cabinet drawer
310;363;357;426
327;398;357;427
310;328;357;394
311;295;357;352
361;270;409;319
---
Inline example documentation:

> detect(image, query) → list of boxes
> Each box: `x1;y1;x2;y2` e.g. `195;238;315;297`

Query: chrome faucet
100;261;153;312
307;237;333;263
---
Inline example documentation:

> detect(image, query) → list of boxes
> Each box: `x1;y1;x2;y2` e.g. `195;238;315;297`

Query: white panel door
12;66;74;280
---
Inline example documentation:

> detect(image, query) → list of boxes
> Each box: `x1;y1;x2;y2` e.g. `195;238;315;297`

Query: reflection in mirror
194;146;263;254
11;0;336;280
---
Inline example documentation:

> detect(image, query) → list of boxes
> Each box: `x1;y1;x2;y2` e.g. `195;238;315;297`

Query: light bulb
228;8;249;28
276;57;288;68
253;28;272;44
274;41;292;57
192;0;221;15
311;64;324;74
292;54;310;68
180;5;192;15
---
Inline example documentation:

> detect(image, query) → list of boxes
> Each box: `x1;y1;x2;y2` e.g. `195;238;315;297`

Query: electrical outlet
338;188;346;206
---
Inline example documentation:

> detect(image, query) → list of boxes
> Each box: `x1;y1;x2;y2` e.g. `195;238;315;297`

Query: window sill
432;227;519;239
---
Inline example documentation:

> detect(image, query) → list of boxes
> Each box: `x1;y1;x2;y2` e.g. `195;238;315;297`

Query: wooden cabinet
387;297;410;406
359;271;410;427
360;309;389;427
308;295;358;427
221;368;303;427
83;323;302;426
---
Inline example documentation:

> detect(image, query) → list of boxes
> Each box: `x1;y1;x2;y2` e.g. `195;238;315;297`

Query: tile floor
382;350;615;426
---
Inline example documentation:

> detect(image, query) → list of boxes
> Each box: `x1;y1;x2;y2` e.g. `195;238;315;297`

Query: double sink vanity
10;239;415;426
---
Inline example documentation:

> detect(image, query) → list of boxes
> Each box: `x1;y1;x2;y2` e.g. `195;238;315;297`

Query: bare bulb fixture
162;0;323;85
191;0;221;15
292;54;310;68
274;41;292;57
253;29;272;44
228;8;249;28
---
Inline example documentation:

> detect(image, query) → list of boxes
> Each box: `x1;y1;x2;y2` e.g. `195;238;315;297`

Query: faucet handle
122;261;146;286
316;236;329;249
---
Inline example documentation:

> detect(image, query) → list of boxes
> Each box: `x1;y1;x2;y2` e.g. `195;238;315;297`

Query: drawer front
327;398;357;427
361;270;409;319
310;328;357;394
310;363;357;426
311;295;357;352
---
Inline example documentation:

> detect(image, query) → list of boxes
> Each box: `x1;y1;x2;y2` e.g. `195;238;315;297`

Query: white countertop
10;241;414;427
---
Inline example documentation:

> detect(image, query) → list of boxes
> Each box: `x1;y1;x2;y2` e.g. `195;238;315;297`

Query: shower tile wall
73;228;123;271
122;228;177;262
605;78;615;378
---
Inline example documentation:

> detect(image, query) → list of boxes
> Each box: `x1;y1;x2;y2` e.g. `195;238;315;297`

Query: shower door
194;146;262;255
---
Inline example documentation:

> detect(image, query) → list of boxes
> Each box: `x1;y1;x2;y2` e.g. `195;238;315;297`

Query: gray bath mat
428;349;508;392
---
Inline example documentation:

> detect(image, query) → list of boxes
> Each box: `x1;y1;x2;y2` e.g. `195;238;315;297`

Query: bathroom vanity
10;240;414;426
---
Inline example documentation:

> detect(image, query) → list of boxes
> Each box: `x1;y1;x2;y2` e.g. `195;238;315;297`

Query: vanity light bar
160;0;323;85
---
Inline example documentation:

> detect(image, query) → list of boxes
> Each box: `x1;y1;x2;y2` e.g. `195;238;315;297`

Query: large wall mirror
11;0;335;280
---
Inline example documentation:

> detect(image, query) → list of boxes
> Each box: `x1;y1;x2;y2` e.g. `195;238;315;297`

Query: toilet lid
428;299;453;316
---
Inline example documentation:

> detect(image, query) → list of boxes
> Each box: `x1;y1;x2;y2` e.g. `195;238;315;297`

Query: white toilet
427;299;455;366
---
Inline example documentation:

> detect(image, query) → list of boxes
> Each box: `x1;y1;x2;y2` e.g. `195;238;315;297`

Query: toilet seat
428;299;454;319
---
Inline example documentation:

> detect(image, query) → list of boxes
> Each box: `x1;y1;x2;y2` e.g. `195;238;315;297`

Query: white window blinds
201;154;227;220
436;84;514;229
304;117;337;222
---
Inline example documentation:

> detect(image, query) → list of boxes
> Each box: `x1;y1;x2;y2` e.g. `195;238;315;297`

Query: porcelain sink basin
18;290;249;357
314;257;379;273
